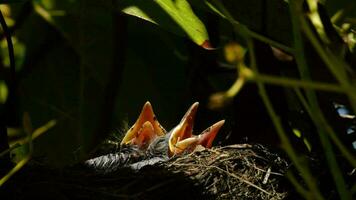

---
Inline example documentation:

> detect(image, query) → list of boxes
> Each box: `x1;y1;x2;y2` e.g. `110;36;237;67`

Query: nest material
2;144;290;200
163;144;290;200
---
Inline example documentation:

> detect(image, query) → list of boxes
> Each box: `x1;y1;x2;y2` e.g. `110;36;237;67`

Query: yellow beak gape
120;102;166;148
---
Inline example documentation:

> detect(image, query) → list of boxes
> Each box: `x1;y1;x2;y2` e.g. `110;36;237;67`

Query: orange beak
168;102;225;156
120;102;166;148
196;120;225;148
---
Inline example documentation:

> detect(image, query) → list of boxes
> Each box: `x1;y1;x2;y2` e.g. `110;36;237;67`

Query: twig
253;165;284;177
262;167;271;184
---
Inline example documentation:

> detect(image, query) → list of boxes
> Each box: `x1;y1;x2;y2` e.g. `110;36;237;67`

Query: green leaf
120;0;211;48
0;81;8;104
155;0;210;47
122;6;156;24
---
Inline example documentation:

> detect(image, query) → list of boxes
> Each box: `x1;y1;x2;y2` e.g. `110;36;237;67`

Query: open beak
121;101;166;148
168;102;199;155
196;120;225;148
168;102;225;156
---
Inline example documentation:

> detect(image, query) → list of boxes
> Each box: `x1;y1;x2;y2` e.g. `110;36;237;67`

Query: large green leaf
120;0;211;48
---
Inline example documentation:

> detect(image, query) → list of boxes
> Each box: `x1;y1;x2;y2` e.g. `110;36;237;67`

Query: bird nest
2;144;290;200
162;144;290;200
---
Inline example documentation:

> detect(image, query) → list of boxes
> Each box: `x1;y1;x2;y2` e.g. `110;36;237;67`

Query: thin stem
0;155;30;187
245;38;324;200
225;62;246;97
244;71;348;95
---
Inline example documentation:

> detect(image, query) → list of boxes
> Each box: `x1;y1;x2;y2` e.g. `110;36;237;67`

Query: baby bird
121;101;225;157
85;102;224;173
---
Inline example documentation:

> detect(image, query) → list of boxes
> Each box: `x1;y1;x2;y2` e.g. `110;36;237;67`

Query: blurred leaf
0;80;8;104
0;5;15;25
292;128;312;152
10;144;28;163
303;138;312;152
326;0;356;25
120;0;210;48
292;128;302;138
32;2;57;25
0;37;26;71
6;127;22;138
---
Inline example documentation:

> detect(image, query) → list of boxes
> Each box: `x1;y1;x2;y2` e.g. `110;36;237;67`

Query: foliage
0;0;355;199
